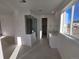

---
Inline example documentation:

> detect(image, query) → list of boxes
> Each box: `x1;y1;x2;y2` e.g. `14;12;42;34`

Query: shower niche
25;15;37;35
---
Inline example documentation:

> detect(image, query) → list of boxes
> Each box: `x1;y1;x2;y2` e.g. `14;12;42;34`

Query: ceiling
29;0;64;14
0;0;14;14
0;0;64;14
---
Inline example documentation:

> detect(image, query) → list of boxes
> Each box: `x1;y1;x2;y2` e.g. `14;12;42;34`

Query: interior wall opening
42;18;47;38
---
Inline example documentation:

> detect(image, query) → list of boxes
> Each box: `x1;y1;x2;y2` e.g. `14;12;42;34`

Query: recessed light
21;0;27;3
38;9;42;12
52;11;55;14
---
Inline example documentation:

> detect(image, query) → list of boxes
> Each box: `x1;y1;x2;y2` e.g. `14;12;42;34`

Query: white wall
52;34;79;59
55;0;77;33
13;10;37;46
0;9;32;46
0;9;35;46
0;13;15;36
31;14;42;40
49;1;79;59
47;15;59;32
32;14;59;40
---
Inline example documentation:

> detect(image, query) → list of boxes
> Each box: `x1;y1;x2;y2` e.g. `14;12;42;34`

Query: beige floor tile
17;38;61;59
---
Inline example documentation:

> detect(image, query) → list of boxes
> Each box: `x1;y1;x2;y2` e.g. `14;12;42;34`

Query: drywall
43;15;59;38
50;1;79;59
13;11;27;36
58;34;79;59
13;10;30;44
31;14;42;40
14;10;37;46
32;14;59;40
49;33;79;59
0;14;14;36
0;9;34;46
54;0;76;33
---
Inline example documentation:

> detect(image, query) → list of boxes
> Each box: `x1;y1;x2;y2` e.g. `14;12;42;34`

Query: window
73;2;79;37
63;7;72;34
60;1;79;38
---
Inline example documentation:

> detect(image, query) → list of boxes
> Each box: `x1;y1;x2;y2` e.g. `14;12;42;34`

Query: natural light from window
17;37;22;46
60;1;79;38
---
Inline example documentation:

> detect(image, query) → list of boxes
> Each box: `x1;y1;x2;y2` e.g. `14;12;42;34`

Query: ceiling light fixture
52;11;55;14
38;9;42;12
52;10;56;15
21;0;27;3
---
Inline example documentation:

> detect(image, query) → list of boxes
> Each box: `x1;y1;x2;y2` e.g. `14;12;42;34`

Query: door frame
42;18;47;38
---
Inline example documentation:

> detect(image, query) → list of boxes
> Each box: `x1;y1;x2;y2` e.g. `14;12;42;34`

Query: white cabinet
49;33;57;48
21;32;36;47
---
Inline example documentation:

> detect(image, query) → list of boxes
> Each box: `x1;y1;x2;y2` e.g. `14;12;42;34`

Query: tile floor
17;38;61;59
1;36;16;59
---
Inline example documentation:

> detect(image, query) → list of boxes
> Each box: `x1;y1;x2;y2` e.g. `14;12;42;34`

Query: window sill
60;33;79;45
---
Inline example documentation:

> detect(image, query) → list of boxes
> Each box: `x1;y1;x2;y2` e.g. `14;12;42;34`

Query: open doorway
42;18;47;38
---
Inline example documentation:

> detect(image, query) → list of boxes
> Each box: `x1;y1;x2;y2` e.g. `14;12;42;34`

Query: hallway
16;38;61;59
0;0;79;59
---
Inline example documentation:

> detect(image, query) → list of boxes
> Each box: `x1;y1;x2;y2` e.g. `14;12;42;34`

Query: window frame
60;0;79;37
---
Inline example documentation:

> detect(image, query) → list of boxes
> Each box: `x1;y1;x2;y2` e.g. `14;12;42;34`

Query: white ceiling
0;0;14;14
29;0;64;14
0;0;64;14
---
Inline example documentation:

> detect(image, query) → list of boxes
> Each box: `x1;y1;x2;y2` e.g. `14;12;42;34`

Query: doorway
42;18;47;38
